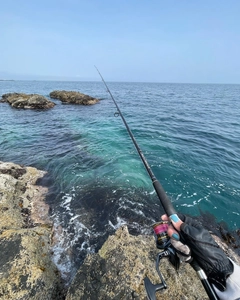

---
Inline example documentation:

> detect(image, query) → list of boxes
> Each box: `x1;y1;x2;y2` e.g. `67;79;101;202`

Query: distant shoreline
0;79;240;85
0;79;15;81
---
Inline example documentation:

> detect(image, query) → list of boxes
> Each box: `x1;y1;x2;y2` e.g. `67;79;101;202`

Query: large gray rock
49;90;99;105
0;161;62;300
1;93;55;109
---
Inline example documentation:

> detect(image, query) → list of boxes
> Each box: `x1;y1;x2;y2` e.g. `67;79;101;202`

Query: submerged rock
0;161;62;300
49;90;99;105
66;226;212;300
1;93;55;109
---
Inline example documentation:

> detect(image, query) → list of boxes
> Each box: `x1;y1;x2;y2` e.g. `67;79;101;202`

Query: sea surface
0;80;240;283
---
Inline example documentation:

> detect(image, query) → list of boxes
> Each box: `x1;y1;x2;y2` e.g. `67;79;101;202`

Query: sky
1;0;240;83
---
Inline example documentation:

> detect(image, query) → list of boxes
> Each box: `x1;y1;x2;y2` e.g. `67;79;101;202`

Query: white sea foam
51;192;94;283
181;203;195;207
60;194;72;210
132;208;145;216
176;193;182;200
149;189;155;195
108;217;127;229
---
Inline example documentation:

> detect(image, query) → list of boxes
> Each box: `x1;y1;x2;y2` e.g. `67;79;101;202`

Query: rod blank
95;66;176;216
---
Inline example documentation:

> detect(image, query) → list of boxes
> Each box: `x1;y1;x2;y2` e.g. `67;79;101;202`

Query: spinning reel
144;221;180;300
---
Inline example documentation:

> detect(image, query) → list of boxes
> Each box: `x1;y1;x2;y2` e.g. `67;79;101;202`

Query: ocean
0;80;239;284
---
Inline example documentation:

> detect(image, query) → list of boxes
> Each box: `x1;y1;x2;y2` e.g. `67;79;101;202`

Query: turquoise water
0;80;239;282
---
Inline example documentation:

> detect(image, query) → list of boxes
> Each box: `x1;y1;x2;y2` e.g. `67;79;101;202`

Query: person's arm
162;214;240;300
213;259;240;300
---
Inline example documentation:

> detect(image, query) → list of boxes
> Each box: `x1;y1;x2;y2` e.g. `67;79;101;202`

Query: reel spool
153;221;170;249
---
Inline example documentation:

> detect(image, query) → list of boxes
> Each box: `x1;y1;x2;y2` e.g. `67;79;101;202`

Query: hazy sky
1;0;240;83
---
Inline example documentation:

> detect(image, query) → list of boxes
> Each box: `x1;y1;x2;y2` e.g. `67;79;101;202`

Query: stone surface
1;93;55;109
66;226;214;300
212;234;240;265
49;90;99;105
0;161;62;300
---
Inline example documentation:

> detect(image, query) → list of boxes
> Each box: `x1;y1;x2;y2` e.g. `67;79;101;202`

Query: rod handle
153;180;177;216
190;260;219;300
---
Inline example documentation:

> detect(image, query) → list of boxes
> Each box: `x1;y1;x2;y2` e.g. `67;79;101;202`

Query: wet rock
212;234;240;265
49;90;99;105
66;226;210;300
0;161;62;300
1;93;55;109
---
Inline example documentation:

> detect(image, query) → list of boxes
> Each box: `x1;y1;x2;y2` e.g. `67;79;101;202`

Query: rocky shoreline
0;161;239;300
0;161;63;300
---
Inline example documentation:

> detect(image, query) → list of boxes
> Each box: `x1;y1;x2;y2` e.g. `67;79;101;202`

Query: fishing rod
95;67;176;217
95;67;218;300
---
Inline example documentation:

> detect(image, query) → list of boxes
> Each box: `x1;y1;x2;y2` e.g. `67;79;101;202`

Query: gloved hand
162;213;234;292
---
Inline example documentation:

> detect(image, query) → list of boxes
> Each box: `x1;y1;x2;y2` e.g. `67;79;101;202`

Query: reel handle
144;277;166;300
144;247;179;300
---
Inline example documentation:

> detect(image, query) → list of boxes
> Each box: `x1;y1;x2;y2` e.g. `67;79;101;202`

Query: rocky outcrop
1;93;55;109
0;162;62;300
66;227;199;299
49;90;99;105
66;226;240;300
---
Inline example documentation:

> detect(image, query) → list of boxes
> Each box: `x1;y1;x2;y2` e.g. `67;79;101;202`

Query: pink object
153;222;168;235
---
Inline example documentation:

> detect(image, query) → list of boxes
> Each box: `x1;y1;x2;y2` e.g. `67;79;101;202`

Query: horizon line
0;78;239;85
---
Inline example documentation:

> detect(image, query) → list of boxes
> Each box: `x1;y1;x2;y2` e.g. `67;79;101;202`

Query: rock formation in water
0;93;55;109
49;90;99;105
0;161;62;299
